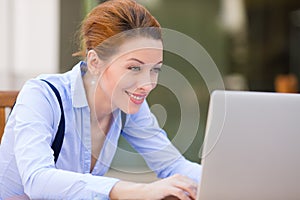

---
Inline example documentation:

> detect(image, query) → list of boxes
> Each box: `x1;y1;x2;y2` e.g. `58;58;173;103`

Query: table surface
105;168;158;183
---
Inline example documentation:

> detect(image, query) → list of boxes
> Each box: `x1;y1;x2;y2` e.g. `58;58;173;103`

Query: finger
171;175;198;199
179;180;198;195
169;188;192;200
176;183;197;200
162;195;180;200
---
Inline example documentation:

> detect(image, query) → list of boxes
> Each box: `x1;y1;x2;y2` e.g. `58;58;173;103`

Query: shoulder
17;67;75;113
16;79;61;113
20;73;70;100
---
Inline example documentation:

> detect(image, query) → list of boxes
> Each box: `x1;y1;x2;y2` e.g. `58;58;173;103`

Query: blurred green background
59;0;300;166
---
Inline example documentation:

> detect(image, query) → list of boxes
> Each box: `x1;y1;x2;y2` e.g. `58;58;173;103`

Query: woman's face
97;37;163;114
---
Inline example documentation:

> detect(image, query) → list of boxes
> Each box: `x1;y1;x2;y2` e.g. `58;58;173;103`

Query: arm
121;101;202;182
13;80;118;199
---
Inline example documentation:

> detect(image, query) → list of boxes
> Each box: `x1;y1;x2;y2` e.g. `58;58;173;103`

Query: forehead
119;37;163;51
115;37;163;60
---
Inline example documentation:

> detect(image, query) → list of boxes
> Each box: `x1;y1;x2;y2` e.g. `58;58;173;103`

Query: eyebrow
127;58;163;65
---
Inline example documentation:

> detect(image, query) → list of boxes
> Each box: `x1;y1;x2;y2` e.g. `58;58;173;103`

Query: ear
86;50;103;76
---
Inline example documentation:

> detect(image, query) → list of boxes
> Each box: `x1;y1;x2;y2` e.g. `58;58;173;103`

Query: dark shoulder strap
121;111;126;130
41;79;65;164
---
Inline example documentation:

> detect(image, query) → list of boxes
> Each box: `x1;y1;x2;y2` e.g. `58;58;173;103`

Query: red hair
74;0;161;60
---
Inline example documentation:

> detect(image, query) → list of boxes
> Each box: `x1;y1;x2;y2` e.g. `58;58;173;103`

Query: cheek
152;82;158;89
99;71;120;96
101;70;134;95
151;74;159;86
114;71;138;90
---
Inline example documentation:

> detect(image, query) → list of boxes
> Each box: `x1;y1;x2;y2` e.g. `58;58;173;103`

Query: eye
128;66;141;72
151;67;161;73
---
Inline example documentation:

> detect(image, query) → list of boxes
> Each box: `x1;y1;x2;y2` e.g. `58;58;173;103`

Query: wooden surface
0;91;19;142
105;168;158;183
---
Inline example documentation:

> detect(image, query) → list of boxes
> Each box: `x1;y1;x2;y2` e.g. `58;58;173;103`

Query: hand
109;174;198;200
143;174;198;200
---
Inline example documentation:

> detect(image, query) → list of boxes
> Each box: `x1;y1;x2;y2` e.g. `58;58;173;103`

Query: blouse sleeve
13;80;119;199
121;101;202;182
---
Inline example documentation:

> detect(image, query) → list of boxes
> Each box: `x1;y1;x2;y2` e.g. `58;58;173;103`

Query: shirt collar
71;61;89;108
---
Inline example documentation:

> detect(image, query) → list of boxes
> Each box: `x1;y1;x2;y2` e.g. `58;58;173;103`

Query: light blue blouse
0;61;202;200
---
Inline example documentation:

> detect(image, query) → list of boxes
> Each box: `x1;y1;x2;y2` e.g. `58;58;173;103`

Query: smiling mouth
125;91;147;104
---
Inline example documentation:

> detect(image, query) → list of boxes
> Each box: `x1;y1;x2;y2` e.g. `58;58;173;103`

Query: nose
138;82;155;93
137;73;157;93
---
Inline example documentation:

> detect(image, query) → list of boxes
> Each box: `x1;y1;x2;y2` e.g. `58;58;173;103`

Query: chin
126;107;141;114
122;104;142;114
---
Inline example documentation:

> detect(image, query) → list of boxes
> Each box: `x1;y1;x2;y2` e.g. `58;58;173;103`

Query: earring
91;76;98;85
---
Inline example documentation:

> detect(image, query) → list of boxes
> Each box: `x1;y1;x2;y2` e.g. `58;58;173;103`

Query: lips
125;91;147;104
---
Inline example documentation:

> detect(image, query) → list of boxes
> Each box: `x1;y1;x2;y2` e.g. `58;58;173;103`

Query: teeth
127;91;144;100
129;93;143;100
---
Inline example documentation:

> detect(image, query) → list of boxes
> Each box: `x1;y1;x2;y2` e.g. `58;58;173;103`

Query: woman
0;0;202;199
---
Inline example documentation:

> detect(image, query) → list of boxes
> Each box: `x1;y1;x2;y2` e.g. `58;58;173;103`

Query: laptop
197;90;300;200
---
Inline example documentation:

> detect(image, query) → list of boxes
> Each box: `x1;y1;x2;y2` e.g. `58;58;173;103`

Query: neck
83;71;114;123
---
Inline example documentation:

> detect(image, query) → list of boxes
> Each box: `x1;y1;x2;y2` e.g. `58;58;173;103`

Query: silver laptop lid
198;90;300;200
